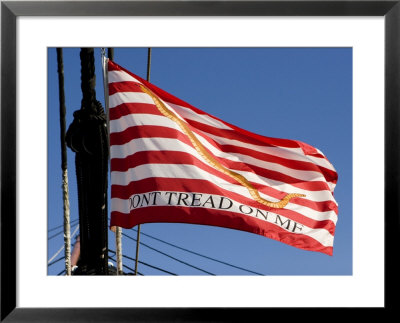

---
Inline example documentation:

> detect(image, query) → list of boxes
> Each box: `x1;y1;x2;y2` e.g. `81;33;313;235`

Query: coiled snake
139;84;305;209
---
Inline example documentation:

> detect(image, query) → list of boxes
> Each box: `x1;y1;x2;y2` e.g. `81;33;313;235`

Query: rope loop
66;100;107;154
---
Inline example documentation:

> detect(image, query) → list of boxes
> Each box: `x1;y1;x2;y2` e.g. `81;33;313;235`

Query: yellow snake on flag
139;84;305;209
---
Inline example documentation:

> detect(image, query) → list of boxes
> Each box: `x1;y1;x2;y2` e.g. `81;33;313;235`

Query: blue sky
47;47;352;276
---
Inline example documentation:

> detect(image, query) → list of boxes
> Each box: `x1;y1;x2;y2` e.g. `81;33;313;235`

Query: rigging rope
122;232;215;275
108;256;143;276
48;225;80;265
57;48;72;276
107;215;264;275
115;226;123;275
123;253;176;276
48;218;79;233
48;256;65;267
130;228;264;275
109;249;177;275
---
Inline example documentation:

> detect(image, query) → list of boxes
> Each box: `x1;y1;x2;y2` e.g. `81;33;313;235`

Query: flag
108;60;338;255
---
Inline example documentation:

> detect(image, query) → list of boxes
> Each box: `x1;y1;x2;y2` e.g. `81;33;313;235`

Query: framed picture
1;0;398;320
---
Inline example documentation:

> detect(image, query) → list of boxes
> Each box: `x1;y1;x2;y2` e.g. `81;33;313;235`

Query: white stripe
168;102;233;130
110;90;188;124
111;161;337;223
111;132;188;159
111;191;334;248
110;112;179;134
109;92;154;109
307;155;337;172
108;70;142;84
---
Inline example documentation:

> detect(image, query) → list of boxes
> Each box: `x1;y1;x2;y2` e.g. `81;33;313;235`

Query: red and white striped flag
108;60;338;255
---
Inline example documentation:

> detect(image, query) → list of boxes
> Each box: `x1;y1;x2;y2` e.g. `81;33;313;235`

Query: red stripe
110;124;188;146
186;118;306;156
110;206;333;255
111;176;337;234
109;81;143;95
110;124;334;193
110;150;338;220
109;103;162;121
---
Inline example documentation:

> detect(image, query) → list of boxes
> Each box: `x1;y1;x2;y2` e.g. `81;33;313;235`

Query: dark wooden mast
66;48;109;275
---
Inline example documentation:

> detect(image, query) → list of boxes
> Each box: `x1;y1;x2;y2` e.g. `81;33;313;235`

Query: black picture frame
1;0;399;321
